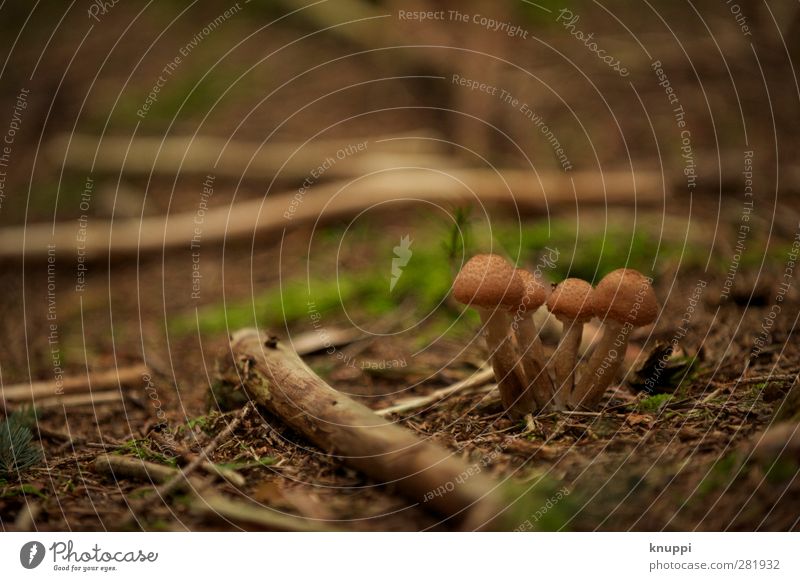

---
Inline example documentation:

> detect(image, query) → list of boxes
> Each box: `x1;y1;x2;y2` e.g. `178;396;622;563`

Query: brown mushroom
570;269;658;409
453;254;531;416
546;278;595;408
511;269;555;410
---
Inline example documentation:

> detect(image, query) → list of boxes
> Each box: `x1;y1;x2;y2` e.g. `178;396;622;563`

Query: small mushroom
546;278;595;408
511;269;555;410
570;269;658;409
453;254;532;416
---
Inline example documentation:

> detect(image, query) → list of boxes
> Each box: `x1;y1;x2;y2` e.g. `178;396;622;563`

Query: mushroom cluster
453;255;658;417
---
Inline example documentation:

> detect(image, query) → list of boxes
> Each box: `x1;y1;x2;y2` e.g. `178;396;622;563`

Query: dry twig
1;169;665;262
220;329;501;528
154;405;251;498
376;366;495;417
1;364;148;402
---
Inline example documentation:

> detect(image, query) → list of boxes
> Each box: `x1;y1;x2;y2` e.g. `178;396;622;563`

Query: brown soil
1;0;799;531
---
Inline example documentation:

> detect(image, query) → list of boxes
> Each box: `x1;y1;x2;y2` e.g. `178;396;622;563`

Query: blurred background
1;0;799;531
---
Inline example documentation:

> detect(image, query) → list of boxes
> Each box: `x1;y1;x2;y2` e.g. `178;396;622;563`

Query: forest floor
1;1;799;531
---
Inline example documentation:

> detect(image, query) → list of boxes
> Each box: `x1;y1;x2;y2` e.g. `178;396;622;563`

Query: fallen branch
376;366;495;417
48;132;446;180
291;326;364;356
1;364;148;402
94;454;179;483
94;454;321;531
220;328;500;528
1;169;665;262
94;453;243;488
195;493;337;532
13;501;42;532
32;391;122;410
702;373;798;403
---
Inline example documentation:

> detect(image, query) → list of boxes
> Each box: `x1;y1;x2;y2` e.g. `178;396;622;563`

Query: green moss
440;205;474;274
697;453;740;497
88;66;250;129
498;477;578;531
764;458;800;484
410;310;479;350
215;457;276;471
0;483;46;499
8;175;92;223
186;416;211;432
493;218;668;283
144;518;173;531
113;439;178;467
637;393;674;413
170;221;462;337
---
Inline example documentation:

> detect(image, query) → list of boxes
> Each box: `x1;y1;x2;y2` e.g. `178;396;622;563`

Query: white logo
20;541;45;569
390;235;413;292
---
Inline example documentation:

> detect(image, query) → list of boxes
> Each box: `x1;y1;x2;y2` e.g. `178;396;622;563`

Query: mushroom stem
552;317;583;408
514;313;555;410
479;308;534;416
570;320;629;409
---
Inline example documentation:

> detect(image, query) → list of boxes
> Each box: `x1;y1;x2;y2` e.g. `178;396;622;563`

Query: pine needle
0;411;42;478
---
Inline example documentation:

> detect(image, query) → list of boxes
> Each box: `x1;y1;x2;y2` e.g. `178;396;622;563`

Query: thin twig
94;454;179;483
291;327;364;356
194;493;337;532
32;391;123;410
155;405;251;498
1;364;148;401
13;502;42;531
703;372;798;403
709;373;797;388
49;132;445;180
376;366;494;416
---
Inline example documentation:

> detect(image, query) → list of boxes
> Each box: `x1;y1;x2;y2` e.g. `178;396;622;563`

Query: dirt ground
1;1;799;531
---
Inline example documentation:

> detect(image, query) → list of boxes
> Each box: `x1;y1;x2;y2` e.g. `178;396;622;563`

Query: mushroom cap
514;269;549;312
593;268;658;326
453;254;523;310
546;278;595;322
